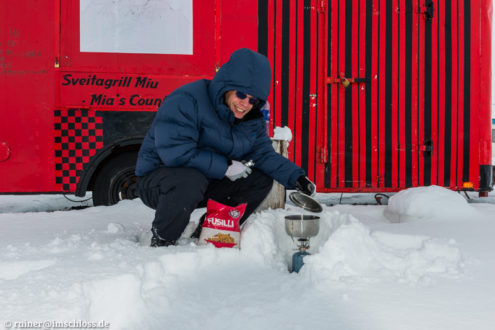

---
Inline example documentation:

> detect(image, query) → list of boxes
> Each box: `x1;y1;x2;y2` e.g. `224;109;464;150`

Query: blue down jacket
135;48;305;188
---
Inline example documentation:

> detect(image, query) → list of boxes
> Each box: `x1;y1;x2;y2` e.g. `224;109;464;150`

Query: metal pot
285;214;320;239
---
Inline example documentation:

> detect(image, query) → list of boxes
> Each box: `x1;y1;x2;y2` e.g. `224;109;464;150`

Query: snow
384;185;480;222
0;190;495;330
272;126;293;142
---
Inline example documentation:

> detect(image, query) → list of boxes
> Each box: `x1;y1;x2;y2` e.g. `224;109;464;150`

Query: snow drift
242;209;463;284
384;185;479;222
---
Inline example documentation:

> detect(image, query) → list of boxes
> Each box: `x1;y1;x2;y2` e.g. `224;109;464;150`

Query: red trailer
0;0;492;205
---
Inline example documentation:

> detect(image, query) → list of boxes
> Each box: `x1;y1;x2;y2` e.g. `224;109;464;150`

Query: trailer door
322;0;491;192
0;1;58;193
323;0;427;191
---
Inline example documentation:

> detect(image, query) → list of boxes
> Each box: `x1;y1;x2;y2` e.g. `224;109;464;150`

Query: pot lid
288;192;323;213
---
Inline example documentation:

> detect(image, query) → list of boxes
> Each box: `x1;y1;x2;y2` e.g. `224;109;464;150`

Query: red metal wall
259;0;493;192
0;0;59;192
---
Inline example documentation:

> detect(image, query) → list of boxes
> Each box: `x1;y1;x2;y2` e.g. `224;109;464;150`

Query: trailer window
80;0;192;55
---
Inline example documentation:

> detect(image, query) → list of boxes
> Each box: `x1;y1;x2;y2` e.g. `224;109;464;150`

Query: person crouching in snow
135;48;316;247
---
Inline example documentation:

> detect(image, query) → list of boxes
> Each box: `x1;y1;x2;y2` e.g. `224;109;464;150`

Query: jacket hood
208;48;272;123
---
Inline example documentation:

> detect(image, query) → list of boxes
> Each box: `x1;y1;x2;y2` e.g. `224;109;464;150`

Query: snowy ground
0;188;494;330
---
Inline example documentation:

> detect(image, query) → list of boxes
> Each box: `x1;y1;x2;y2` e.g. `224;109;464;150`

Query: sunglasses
235;91;260;106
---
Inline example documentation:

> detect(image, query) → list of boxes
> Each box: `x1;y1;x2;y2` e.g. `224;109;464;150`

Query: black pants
137;167;273;241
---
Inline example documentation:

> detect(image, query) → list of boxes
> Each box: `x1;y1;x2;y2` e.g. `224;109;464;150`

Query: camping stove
285;214;320;273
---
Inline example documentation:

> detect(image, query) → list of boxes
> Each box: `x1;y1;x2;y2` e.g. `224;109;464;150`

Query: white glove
225;160;252;181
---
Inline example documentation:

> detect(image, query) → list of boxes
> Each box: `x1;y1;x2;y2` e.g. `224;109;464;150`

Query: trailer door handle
327;73;369;88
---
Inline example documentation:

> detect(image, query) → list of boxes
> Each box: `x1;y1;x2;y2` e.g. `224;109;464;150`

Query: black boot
190;214;206;239
150;228;176;247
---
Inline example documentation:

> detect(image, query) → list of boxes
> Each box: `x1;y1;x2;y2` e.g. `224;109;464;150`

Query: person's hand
225;160;252;181
295;176;316;196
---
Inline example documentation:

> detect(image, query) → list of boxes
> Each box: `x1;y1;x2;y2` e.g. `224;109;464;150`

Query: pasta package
198;199;246;248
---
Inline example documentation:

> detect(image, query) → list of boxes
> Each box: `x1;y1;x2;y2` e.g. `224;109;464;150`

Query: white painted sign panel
80;0;193;54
